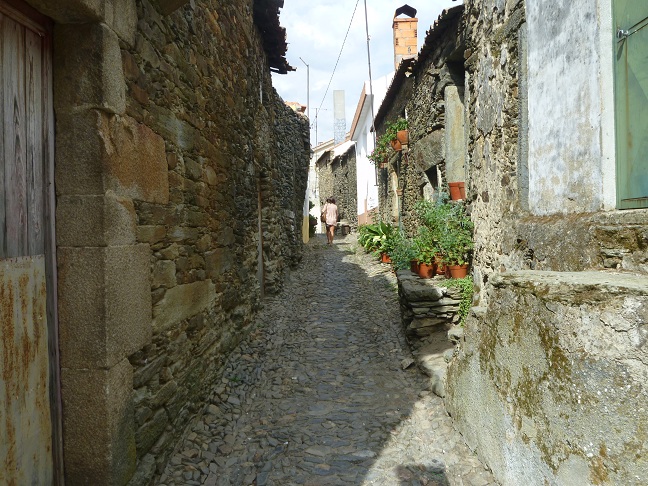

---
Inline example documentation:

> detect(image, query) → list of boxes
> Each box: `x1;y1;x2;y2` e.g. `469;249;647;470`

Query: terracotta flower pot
390;138;402;151
380;252;392;264
434;255;446;275
396;129;409;145
448;182;465;201
410;260;420;274
448;264;469;279
417;262;436;279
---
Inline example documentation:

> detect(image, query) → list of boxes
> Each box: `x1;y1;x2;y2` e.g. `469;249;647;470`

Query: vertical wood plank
0;12;6;258
3;15;27;258
43;30;65;486
25;28;43;255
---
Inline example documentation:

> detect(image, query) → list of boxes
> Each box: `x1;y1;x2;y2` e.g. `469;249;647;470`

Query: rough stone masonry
37;0;310;484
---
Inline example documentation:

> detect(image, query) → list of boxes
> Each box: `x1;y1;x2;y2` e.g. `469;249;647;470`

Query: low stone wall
397;270;463;397
446;270;648;485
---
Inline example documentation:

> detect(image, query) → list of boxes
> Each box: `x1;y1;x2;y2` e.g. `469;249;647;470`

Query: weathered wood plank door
0;1;60;484
614;1;648;209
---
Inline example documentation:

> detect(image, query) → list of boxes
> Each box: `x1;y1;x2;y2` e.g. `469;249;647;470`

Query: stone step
591;210;648;273
491;268;648;300
513;210;648;275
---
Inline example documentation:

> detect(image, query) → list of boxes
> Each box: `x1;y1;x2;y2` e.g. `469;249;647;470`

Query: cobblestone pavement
157;235;497;486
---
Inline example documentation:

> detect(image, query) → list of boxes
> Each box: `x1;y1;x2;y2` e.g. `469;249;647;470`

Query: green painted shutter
614;1;648;209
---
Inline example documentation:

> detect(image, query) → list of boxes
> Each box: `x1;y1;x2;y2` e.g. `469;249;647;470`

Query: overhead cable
316;0;361;114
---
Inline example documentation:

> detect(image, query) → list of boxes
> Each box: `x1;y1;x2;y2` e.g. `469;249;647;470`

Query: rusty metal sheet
1;255;53;485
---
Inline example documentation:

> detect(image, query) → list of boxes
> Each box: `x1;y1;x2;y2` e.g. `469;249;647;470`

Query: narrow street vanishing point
157;235;497;486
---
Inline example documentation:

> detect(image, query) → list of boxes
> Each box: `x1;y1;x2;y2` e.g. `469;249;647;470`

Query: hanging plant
369;118;408;165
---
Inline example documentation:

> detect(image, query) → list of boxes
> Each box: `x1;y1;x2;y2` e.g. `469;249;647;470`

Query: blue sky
271;0;461;146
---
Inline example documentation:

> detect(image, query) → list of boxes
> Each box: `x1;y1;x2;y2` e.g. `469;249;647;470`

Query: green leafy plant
437;203;474;265
412;196;474;266
358;221;397;254
368;118;408;165
387;233;414;270
411;227;438;265
444;276;473;326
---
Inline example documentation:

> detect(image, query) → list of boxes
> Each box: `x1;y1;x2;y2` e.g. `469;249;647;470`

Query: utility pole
313;108;328;146
299;57;309;120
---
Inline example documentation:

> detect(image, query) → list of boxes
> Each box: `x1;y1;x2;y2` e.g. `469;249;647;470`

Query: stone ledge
491;270;648;303
397;269;463;398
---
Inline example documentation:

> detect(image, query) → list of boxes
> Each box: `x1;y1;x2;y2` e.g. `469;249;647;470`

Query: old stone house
376;0;648;484
315;140;358;230
0;0;309;485
373;5;465;234
447;1;648;485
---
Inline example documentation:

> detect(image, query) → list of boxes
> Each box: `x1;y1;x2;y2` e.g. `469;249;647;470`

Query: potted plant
412;228;439;278
448;182;466;201
385;232;414;270
386;118;408;151
369;117;409;164
437;203;474;278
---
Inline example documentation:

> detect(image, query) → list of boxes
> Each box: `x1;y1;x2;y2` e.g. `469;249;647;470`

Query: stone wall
397;270;463;398
375;7;465;235
316;147;358;228
122;2;309;482
445;1;648;484
44;0;309;484
448;271;648;485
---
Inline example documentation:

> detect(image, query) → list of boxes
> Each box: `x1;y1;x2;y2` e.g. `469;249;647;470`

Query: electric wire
316;0;361;114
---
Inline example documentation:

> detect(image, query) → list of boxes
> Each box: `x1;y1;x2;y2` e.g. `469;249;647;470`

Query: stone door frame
21;1;152;484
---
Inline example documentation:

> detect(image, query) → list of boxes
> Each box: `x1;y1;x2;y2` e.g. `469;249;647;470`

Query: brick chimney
393;4;418;70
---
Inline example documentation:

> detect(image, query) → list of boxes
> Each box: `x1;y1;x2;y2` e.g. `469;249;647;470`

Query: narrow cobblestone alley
157;235;497;486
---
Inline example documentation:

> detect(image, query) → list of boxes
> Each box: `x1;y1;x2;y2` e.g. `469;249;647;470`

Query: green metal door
614;1;648;209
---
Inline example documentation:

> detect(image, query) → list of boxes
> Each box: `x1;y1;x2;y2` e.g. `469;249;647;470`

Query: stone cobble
156;235;497;486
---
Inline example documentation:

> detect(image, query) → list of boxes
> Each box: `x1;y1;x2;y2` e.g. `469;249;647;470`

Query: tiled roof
254;0;294;74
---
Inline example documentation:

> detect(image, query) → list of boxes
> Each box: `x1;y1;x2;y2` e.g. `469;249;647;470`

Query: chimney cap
394;4;417;19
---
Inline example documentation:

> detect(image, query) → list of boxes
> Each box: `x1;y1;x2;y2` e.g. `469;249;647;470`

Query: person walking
322;197;339;245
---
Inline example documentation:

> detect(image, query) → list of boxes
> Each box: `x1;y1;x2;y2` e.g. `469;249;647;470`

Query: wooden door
0;1;60;484
614;1;648;209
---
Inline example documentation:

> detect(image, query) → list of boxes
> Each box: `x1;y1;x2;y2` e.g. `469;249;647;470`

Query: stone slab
58;244;152;369
152;280;216;332
61;358;136;486
56;192;137;247
54;23;126;114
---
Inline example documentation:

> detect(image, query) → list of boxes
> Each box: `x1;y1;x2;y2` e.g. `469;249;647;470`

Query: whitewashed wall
526;0;615;214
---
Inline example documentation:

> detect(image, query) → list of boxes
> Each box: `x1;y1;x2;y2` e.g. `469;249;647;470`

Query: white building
349;74;394;225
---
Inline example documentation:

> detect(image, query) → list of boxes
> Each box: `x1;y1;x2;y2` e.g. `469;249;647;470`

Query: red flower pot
448;182;465;201
396;129;409;145
448;264;469;279
410;260;420;274
380;252;392;264
417;262;436;279
434;255;446;275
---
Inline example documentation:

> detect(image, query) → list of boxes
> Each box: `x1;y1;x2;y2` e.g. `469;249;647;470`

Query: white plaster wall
355;116;379;216
526;0;615;214
353;74;393;218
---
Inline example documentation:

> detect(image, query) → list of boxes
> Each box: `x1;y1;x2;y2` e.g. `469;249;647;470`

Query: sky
271;0;461;147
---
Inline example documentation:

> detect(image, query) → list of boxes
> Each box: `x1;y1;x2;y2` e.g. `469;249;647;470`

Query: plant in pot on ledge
412;227;439;278
438;203;474;278
389;235;416;271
